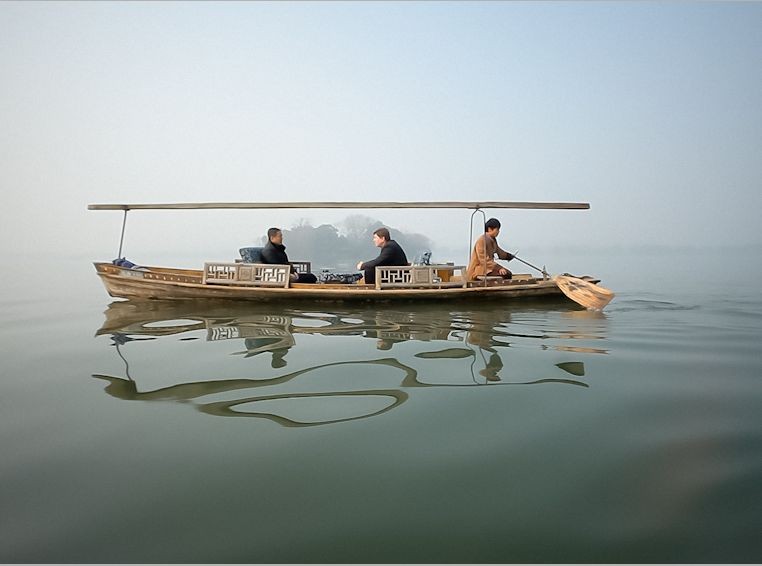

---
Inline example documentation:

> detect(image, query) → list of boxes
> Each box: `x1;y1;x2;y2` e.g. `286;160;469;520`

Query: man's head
267;227;283;245
485;218;501;237
372;227;391;247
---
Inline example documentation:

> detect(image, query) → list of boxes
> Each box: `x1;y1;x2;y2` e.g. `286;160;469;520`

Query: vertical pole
116;210;128;259
468;208;487;286
481;213;487;287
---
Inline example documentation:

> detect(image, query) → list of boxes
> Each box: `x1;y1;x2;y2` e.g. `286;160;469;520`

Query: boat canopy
88;201;590;211
89;200;591;261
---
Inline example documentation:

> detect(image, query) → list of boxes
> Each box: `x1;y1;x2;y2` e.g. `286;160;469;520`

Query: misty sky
1;1;760;264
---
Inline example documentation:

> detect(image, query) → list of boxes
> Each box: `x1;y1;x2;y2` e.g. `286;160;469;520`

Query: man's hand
356;261;363;270
498;267;508;276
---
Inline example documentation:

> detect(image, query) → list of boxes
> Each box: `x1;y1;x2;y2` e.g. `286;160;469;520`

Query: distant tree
341;215;382;241
262;216;435;271
285;223;350;269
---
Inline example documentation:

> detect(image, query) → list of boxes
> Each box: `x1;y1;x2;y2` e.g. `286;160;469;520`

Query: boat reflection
93;300;609;427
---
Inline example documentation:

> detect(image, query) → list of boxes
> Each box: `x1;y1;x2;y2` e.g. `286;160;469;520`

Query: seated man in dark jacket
261;227;318;284
356;227;409;285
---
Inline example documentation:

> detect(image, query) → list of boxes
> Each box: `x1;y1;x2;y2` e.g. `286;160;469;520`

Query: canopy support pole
468;208;487;287
116;210;128;259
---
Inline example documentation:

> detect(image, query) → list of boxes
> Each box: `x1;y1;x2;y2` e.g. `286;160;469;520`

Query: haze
1;2;760;265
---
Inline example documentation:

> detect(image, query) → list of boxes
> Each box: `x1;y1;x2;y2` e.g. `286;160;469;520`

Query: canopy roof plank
88;201;590;211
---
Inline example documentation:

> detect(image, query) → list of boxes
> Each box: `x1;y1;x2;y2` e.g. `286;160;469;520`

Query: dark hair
485;218;501;231
373;227;391;241
267;227;281;240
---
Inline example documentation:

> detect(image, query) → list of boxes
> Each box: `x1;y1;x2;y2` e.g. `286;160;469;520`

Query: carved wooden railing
289;261;311;274
203;262;291;288
375;265;467;290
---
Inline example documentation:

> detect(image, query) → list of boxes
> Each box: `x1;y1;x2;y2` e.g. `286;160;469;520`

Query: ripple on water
609;299;701;313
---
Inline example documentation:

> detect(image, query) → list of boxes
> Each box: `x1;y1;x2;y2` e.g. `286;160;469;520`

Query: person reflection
361;307;455;352
244;336;292;368
365;334;406;351
376;338;394;351
464;308;510;382
480;351;503;382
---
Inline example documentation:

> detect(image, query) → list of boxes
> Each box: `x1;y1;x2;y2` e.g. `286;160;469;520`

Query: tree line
257;215;434;271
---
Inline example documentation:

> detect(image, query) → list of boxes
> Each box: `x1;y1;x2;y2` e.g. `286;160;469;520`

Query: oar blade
554;275;615;311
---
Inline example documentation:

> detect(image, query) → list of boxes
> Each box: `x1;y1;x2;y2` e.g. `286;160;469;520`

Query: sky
1;1;761;265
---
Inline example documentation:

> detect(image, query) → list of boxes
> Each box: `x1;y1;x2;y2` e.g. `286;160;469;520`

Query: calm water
1;249;760;563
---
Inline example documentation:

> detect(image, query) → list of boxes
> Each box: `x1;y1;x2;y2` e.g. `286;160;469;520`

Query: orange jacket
467;234;513;280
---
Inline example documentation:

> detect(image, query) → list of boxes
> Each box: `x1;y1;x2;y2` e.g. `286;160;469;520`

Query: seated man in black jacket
261;227;318;284
356;227;409;285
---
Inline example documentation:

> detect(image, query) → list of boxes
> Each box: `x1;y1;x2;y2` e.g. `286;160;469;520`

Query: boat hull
94;262;586;304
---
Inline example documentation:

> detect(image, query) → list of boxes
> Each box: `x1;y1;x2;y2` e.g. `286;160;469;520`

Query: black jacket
360;240;409;270
261;241;294;272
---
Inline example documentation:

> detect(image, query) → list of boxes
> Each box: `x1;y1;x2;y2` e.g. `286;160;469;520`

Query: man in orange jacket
466;218;515;280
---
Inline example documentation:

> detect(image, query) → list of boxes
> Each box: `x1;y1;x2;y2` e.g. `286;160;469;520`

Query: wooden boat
89;201;611;306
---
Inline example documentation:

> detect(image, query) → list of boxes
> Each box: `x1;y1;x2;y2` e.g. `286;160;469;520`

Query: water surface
0;249;760;562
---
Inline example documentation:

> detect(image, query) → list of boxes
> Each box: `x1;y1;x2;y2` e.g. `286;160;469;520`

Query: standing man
467;218;514;280
261;227;318;283
356;227;408;285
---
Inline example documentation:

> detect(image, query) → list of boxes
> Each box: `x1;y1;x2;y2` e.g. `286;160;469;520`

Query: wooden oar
553;274;615;311
511;254;615;311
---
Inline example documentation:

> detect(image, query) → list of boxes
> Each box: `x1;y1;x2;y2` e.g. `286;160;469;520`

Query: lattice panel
290;261;311;274
379;331;410;340
253;266;289;283
376;264;467;289
240;315;290;326
378;268;412;285
208;326;241;341
206;264;237;280
204;262;290;287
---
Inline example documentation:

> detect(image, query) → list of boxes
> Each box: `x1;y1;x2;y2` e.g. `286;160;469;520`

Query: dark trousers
486;267;512;279
294;272;318;284
363;268;376;284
